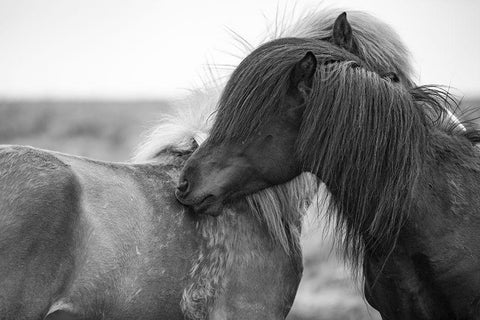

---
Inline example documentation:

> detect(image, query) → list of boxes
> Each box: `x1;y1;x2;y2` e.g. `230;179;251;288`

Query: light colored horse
0;89;317;319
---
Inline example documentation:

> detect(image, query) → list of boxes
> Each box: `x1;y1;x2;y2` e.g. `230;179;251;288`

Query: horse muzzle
175;180;224;216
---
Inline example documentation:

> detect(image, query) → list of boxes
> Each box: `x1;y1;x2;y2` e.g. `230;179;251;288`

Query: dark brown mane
208;38;362;144
207;37;480;270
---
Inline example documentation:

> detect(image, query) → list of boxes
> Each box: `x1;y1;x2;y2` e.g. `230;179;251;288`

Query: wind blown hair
133;87;221;162
209;38;360;143
208;34;480;268
301;63;480;267
274;8;414;86
299;62;425;266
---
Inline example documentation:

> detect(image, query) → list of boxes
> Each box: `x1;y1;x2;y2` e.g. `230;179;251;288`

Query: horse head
175;13;355;216
175;51;317;215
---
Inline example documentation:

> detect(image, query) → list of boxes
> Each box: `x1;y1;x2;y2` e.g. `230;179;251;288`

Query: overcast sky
1;0;479;99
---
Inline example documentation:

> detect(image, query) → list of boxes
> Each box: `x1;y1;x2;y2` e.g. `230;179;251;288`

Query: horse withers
0;140;310;319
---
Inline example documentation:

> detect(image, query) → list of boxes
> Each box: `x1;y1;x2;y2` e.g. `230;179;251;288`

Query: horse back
0;145;80;319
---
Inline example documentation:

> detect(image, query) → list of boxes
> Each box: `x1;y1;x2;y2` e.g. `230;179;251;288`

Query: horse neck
298;66;428;261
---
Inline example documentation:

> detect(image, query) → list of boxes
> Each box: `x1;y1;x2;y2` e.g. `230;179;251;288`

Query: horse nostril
177;180;189;194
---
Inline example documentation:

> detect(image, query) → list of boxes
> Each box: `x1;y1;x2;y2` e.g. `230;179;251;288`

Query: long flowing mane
302;64;480;267
207;34;480;268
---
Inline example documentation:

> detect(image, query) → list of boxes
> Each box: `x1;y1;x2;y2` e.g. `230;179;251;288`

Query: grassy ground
1;98;478;319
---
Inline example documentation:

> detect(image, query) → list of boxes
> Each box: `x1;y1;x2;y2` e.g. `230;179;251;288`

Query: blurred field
1;98;479;319
0;100;170;161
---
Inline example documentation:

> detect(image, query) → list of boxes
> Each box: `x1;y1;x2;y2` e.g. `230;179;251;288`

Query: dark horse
0;118;313;319
177;12;480;320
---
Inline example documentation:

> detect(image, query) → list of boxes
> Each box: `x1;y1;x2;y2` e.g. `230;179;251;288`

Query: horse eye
382;72;400;83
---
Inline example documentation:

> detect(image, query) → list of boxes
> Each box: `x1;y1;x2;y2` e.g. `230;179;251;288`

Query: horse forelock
208;38;358;144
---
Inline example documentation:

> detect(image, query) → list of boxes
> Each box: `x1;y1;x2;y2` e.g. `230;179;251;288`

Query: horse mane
297;62;424;268
297;60;479;268
208;39;361;143
132;87;220;162
208;30;480;270
273;8;414;86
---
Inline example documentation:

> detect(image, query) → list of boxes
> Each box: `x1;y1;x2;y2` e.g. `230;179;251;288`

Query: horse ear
332;12;353;52
289;51;317;98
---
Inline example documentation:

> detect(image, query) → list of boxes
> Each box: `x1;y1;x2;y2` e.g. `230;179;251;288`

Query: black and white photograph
1;0;479;319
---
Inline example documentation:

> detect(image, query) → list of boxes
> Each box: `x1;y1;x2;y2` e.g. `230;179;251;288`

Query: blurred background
1;0;479;319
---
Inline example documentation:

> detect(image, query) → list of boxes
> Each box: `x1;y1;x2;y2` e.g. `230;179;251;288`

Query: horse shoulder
0;145;81;319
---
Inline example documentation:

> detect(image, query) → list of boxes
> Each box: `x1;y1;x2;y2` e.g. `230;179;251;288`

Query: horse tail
0;146;81;319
